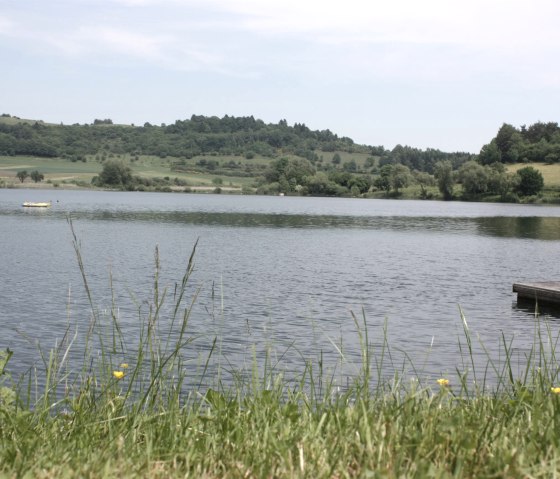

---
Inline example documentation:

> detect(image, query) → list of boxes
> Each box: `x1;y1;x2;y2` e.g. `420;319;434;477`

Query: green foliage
264;157;315;192
458;161;489;197
0;348;15;408
372;163;411;196
478;140;502;165
348;174;371;194
30;170;44;183
495;123;522;163
434;160;455;200
19;114;560;202
0;114;364;160
342;159;357;172
390;163;411;194
482;121;560;165
487;163;515;200
413;171;436;199
515;166;544;196
373;164;393;195
16;169;29;182
303;172;345;196
96;159;133;187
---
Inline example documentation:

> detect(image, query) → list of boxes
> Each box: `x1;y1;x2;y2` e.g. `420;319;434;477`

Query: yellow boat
22;201;52;208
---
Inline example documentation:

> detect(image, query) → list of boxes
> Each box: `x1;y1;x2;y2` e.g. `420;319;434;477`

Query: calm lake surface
2;188;560;390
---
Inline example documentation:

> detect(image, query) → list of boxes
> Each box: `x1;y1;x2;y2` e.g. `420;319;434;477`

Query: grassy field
1;232;560;478
0;155;257;191
0;151;376;193
507;162;560;188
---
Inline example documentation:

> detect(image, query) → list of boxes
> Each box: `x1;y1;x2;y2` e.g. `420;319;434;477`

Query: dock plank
513;282;560;304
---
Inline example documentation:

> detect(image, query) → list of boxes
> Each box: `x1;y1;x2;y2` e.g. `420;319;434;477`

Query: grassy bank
2;228;560;478
5;363;560;478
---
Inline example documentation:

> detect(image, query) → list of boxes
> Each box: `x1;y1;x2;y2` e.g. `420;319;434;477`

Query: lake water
2;188;560;391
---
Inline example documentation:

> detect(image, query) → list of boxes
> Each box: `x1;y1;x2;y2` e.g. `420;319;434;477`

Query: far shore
1;181;240;194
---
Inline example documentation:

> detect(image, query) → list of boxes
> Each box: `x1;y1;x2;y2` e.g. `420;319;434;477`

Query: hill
1;114;559;202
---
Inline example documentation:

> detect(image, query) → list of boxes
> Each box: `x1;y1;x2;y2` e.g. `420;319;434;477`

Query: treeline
0;114;363;160
0;114;473;170
479;121;560;164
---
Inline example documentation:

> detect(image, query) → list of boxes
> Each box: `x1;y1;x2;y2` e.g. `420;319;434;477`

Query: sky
1;0;560;153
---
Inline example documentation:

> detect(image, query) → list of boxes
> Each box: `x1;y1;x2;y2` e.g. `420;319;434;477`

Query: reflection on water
8;208;560;240
2;189;560;391
476;217;560;240
514;297;560;319
44;210;485;234
4;189;560;240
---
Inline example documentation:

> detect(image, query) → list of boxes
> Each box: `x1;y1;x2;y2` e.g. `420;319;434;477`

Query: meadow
1;228;560;478
507;162;560;189
0;154;256;192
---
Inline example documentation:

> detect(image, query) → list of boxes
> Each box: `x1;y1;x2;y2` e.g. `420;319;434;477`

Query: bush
515;166;544;196
97;160;133;187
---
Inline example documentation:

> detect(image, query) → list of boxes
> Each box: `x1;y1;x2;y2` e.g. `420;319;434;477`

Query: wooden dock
513;282;560;305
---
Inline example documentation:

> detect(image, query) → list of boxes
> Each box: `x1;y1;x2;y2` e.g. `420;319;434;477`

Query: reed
1;223;560;477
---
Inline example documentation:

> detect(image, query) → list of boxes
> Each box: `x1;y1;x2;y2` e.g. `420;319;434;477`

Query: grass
0;150;376;193
2;224;560;477
507;162;560;188
0;155;254;191
5;152;560;202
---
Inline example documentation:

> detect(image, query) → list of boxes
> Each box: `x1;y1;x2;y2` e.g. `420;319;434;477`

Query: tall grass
2;224;560;477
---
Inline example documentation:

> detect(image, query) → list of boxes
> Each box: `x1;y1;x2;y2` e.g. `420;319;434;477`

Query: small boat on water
22;201;52;208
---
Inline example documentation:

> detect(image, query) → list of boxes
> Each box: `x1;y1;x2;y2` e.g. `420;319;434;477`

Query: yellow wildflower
437;378;450;387
120;363;129;369
113;370;125;380
551;387;560;394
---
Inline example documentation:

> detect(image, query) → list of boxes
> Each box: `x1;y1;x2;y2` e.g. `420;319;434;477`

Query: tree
522;121;560;143
458;161;488;197
374;164;393;195
97;160;133;187
433;161;454;200
478;141;501;165
414;171;436;199
515;166;544;196
342;159;357;172
331;153;341;165
16;170;29;183
348;175;371;194
30;170;44;183
487;166;513;200
390;164;411;194
303;172;343;196
263;157;315;193
495;123;523;163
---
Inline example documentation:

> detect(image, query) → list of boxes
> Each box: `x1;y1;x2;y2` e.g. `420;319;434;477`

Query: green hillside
1;114;559;202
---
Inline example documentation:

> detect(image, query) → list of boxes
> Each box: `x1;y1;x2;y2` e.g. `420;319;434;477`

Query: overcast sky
1;0;559;153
